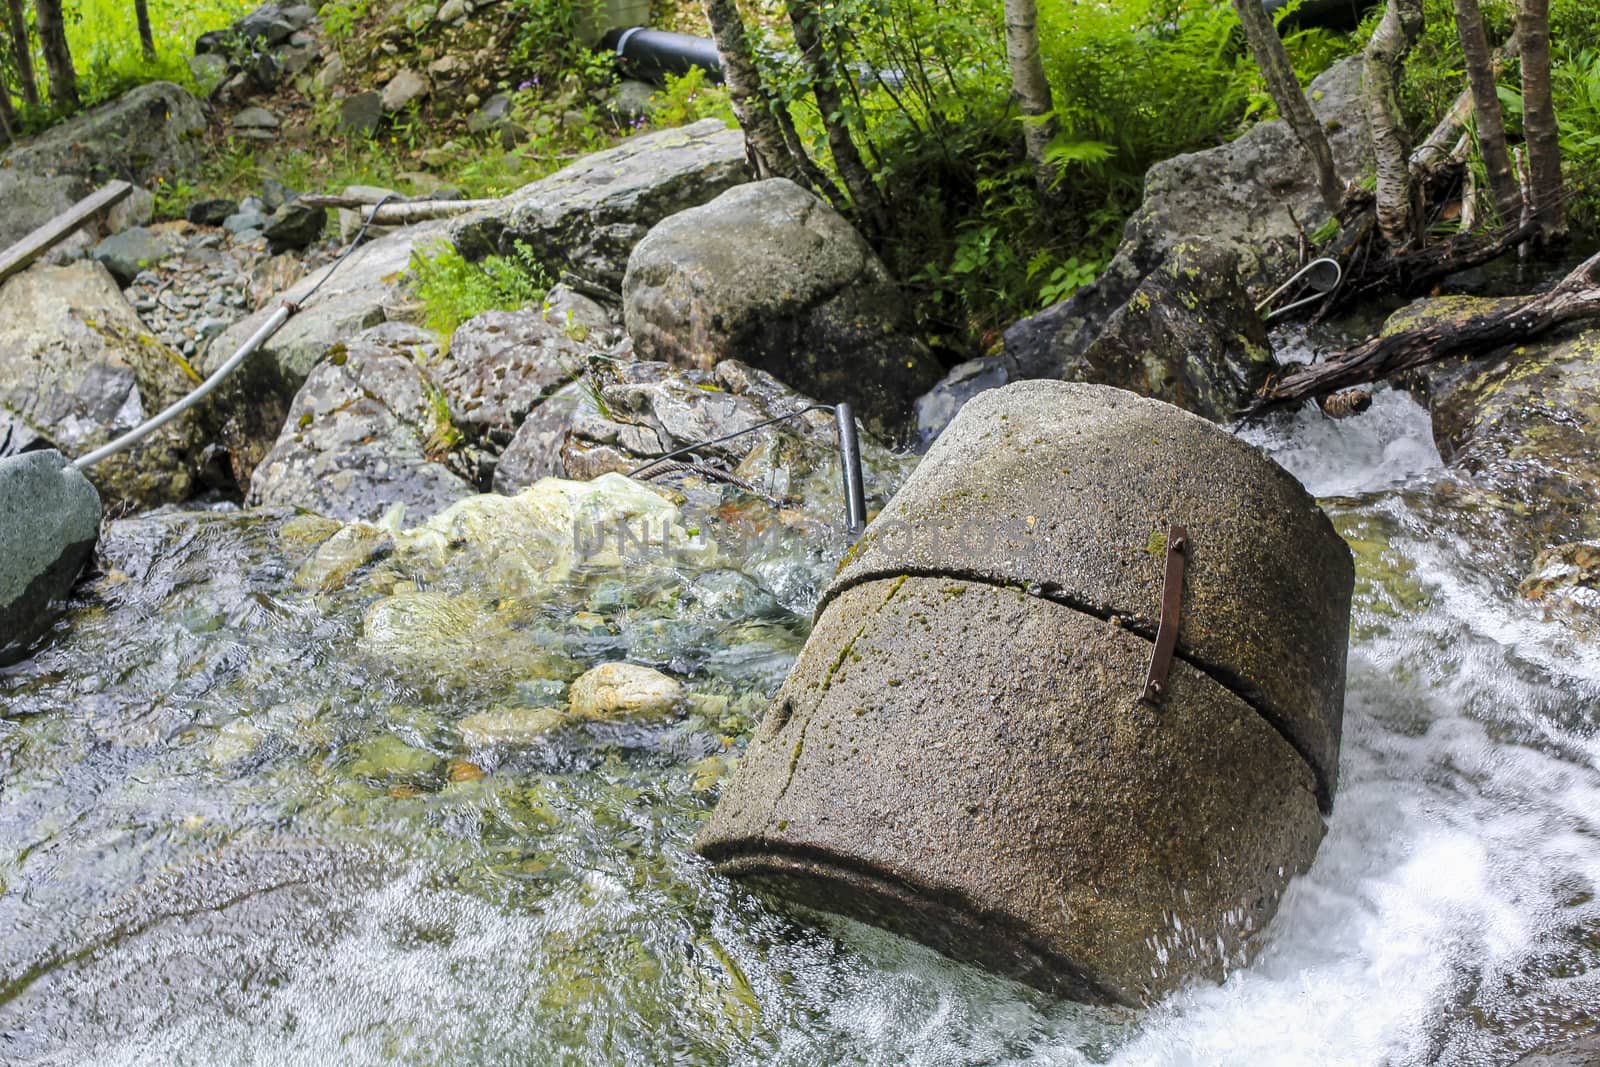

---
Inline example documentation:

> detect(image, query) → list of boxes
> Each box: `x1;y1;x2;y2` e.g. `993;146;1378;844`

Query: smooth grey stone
0;449;101;659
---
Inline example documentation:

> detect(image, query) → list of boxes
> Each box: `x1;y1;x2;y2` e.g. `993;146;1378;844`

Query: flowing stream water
2;363;1598;1064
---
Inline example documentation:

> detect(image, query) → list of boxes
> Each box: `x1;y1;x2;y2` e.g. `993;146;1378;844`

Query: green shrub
409;241;551;340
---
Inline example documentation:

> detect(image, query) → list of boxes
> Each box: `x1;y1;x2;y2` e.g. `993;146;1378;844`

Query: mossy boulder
1067;242;1275;421
1392;299;1600;580
0;262;208;508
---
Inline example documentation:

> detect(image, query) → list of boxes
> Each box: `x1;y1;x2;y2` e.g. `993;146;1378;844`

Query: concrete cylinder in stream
694;381;1355;1006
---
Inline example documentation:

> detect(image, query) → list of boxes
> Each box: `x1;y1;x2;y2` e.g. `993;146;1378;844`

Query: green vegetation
728;0;1347;349
8;0;1600;356
54;0;242;117
408;240;551;339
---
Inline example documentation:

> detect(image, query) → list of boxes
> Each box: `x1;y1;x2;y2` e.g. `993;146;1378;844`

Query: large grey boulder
938;58;1369;434
698;381;1353;1005
623;178;942;437
0;262;206;507
451;118;751;287
1116;56;1369;290
0;450;101;659
435;286;614;447
248;322;476;522
0;82;205;250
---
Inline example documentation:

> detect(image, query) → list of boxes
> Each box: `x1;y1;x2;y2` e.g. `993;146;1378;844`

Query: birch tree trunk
4;0;38;108
134;0;155;61
785;0;885;230
1004;0;1062;203
1231;0;1343;211
1364;0;1424;248
702;0;806;185
33;0;77;112
1452;0;1520;222
1517;0;1566;246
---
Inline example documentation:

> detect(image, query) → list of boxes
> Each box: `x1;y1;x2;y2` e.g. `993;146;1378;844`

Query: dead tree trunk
4;0;38;108
1453;0;1520;222
33;0;77;113
1004;0;1062;205
134;0;155;61
702;0;808;186
1250;246;1600;411
785;0;886;231
1232;0;1343;211
1518;0;1566;247
1364;0;1424;248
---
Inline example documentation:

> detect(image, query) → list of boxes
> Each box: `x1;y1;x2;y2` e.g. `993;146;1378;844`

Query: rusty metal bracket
1140;525;1189;706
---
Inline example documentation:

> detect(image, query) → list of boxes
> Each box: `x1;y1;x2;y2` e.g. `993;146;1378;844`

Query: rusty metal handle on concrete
1140;525;1188;706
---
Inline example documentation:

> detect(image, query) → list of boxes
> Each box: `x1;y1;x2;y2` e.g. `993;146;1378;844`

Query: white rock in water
568;663;683;721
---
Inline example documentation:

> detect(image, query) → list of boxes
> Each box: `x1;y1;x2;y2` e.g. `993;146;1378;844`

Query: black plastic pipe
601;28;724;85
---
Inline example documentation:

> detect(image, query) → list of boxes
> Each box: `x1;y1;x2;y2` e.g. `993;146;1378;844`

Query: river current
2;371;1597;1064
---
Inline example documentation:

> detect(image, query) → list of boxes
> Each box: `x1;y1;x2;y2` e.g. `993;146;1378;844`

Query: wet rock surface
1386;298;1600;597
623;178;941;437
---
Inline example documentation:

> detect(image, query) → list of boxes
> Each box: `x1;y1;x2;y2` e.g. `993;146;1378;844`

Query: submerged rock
623;179;941;438
698;380;1353;1005
567;662;683;720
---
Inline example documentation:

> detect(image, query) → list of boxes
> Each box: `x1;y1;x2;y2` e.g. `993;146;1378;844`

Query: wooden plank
0;180;134;286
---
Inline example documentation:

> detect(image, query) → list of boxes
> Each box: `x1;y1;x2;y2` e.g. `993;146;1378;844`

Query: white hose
73;303;295;470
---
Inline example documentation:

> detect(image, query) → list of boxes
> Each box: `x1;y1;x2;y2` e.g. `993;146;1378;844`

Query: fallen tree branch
293;194;502;224
1248;246;1600;413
